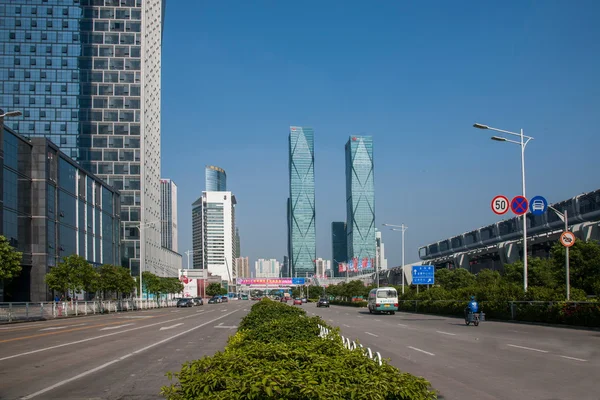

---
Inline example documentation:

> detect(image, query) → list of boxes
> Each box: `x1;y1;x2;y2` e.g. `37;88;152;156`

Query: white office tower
314;258;331;276
255;259;281;278
376;230;388;270
193;192;237;288
160;179;178;252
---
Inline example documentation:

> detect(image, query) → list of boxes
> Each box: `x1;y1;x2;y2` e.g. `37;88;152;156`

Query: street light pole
383;223;408;294
549;206;570;300
133;219;161;300
474;123;534;292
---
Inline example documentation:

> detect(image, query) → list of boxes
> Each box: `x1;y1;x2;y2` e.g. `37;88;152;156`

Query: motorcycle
465;311;485;326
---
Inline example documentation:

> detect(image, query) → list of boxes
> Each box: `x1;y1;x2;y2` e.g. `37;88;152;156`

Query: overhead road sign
529;195;548;216
511;196;529;216
412;265;435;285
491;195;509;215
560;231;576;247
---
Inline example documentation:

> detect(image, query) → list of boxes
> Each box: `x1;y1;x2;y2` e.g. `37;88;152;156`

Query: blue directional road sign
412;265;435;285
529;195;548;216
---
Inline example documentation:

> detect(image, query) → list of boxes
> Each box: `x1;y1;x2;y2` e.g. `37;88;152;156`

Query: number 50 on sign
491;195;509;215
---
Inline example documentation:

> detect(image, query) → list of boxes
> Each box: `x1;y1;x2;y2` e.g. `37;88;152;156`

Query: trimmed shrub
162;299;437;400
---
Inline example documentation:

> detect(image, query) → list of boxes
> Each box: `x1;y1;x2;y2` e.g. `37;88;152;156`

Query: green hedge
161;299;437;400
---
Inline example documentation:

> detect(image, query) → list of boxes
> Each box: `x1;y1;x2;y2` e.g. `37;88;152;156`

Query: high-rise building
376;229;388;271
345;135;375;267
288;126;316;277
255;258;280;278
331;222;348;277
235;256;250;278
191;191;237;289
160;179;178;252
0;0;181;277
205;165;226;192
281;255;290;277
235;227;241;259
314;258;330;277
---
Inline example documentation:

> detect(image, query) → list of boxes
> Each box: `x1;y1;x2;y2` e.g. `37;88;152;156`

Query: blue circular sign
529;195;548;216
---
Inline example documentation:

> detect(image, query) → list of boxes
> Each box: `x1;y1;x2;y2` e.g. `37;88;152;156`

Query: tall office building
288;126;316;277
375;229;388;271
345;135;375;267
160;179;177;252
0;0;181;277
314;258;330;277
331;222;348;277
205;165;226;191
255;258;280;278
235;227;240;258
235;256;249;278
191;191;237;288
281;255;290;277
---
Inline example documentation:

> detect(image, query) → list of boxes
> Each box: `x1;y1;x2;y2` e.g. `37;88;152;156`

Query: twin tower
287;126;376;278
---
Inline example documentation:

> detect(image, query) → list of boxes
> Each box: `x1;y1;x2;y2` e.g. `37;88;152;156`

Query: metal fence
318;324;382;365
0;299;177;324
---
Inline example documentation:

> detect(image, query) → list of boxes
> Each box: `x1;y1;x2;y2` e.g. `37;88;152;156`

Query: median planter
161;299;437;400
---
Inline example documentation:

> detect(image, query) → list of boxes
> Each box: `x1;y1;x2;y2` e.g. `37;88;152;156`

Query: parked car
293;298;302;305
177;298;193;308
316;298;329;308
301;298;308;303
192;297;203;306
208;296;222;304
221;296;229;303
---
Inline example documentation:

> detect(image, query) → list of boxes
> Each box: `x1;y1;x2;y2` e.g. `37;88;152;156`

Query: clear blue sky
160;0;600;268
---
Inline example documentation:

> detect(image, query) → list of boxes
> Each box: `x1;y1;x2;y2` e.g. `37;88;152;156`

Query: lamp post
383;223;407;294
548;206;570;300
473;123;534;292
0;110;23;140
132;219;161;300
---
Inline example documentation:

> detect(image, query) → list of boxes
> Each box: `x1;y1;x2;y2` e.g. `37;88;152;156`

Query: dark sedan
177;298;193;307
316;298;329;308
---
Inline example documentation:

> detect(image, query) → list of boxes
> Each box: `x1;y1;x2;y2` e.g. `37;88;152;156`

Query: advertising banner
237;278;306;286
179;273;198;298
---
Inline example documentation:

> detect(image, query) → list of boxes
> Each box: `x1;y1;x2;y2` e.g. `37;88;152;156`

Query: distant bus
367;287;398;315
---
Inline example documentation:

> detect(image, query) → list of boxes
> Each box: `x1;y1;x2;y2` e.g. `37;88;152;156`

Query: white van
367;287;398;315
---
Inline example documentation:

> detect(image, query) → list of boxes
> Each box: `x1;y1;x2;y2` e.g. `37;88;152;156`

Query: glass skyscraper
345;135;375;267
205;165;226;191
0;0;181;277
331;221;347;277
160;178;177;252
288;126;315;277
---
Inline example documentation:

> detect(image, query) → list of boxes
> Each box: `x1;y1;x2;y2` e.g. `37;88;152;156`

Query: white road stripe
506;344;548;353
0;310;215;362
159;323;183;331
397;323;408;327
365;332;378;337
20;310;240;399
100;323;133;331
560;355;587;362
343;324;350;328
436;331;456;336
408;346;435;356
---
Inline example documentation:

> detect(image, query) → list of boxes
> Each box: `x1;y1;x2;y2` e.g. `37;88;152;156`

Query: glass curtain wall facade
191;197;204;269
160;178;177;252
205;165;226;192
0;0;180;278
331;221;347;277
288;126;316;277
345;135;375;267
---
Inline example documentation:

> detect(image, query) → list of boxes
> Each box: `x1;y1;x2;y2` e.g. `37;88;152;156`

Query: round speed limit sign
491;195;509;215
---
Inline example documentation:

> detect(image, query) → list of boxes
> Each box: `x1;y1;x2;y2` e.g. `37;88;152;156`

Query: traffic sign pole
566;210;570;301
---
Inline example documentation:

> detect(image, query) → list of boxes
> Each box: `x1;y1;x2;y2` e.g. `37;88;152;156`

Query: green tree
45;255;98;299
206;282;222;297
0;235;23;281
98;264;120;299
219;287;228;295
117;266;137;297
435;268;476;291
142;271;161;299
551;240;600;295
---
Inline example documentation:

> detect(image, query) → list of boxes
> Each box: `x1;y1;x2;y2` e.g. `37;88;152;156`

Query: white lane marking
0;310;215;362
408;346;435;356
436;331;456;336
214;325;237;329
365;332;378;337
159;323;183;331
374;319;381;322
328;319;334;322
357;316;363;318
560;355;587;362
20;310;239;400
345;313;349;315
397;323;408;327
342;324;351;328
506;344;548;353
100;324;133;331
39;326;68;331
217;322;224;326
118;316;152;319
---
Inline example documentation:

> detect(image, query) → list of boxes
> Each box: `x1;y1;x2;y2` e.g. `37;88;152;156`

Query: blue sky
160;0;600;268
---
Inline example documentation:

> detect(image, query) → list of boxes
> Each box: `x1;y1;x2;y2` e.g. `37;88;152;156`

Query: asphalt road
306;304;600;400
0;300;250;400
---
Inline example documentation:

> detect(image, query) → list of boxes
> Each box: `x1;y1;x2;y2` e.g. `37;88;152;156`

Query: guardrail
0;299;176;324
318;324;382;365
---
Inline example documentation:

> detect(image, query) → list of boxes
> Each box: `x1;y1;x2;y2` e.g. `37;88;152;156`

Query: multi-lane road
309;304;599;400
1;301;598;400
0;301;249;400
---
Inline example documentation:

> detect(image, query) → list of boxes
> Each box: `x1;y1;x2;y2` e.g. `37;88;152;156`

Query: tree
0;235;23;281
219;287;228;295
117;266;137;297
98;264;120;299
551;240;600;296
435;268;476;291
206;282;222;297
45;255;98;299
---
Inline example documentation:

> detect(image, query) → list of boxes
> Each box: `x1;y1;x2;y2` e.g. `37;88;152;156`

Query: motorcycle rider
464;295;479;320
